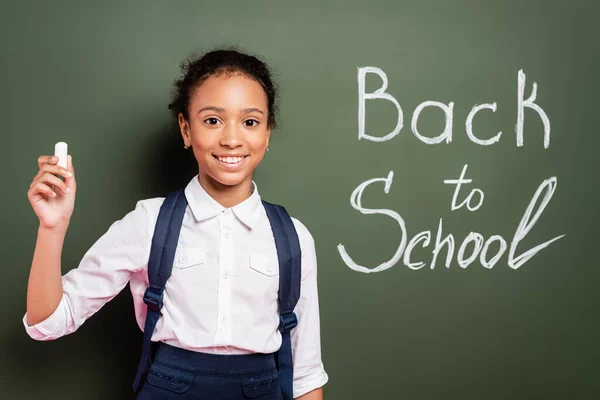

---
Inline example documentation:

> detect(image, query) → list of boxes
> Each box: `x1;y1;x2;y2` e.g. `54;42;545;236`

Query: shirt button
266;266;273;272
217;346;228;353
220;315;228;323
223;231;230;239
224;209;231;216
223;271;230;279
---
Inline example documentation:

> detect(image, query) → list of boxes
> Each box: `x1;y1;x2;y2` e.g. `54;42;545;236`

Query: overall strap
262;201;302;400
132;189;188;392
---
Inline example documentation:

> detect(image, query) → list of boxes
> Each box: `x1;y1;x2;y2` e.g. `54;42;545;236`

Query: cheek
190;128;214;149
252;151;266;166
249;139;268;162
251;132;270;149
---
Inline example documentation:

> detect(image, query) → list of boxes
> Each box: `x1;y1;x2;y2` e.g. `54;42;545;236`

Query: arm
296;388;323;400
26;224;69;325
290;219;329;398
23;198;157;339
26;154;75;326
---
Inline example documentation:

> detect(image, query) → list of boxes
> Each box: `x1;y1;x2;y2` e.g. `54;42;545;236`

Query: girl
24;49;328;400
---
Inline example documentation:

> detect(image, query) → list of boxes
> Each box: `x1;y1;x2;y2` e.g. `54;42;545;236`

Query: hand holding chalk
27;142;77;230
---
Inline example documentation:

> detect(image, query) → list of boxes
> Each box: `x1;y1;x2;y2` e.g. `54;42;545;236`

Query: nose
219;124;243;149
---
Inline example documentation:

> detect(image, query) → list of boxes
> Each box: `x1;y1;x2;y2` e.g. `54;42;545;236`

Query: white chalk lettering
403;231;431;270
516;69;551;148
411;100;455;144
443;164;485;211
508;177;565;269
345;67;563;273
457;232;485;268
358;67;404;142
338;176;564;271
357;68;551;148
480;235;508;269
466;102;503;146
430;219;455;269
337;171;407;273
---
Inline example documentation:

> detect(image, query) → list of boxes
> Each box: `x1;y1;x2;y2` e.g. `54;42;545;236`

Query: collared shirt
23;175;328;398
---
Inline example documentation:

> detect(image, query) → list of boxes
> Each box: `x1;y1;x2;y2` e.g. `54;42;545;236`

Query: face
179;73;271;191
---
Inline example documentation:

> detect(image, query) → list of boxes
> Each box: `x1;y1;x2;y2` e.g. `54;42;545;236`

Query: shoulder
288;215;319;277
132;196;165;215
290;216;316;254
132;188;192;216
102;197;166;245
125;196;165;221
114;196;166;233
261;201;315;253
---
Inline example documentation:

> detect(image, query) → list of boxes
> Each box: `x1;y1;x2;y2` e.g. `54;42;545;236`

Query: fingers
37;155;57;169
29;180;59;199
33;155;76;198
36;155;73;177
31;171;71;195
40;161;72;180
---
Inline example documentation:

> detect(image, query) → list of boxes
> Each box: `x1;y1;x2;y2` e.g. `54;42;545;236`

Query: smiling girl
24;49;328;400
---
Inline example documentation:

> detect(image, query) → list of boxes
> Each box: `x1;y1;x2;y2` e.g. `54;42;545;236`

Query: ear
265;127;271;150
178;113;190;145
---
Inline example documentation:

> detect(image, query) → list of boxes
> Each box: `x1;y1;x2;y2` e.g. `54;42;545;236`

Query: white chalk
54;142;68;169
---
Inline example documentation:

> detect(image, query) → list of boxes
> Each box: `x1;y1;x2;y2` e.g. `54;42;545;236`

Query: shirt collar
184;175;263;229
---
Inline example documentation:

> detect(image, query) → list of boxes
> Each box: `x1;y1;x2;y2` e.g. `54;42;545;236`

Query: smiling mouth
214;155;248;165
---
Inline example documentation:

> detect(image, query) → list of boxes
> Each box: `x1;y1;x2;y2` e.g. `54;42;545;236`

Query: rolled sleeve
291;219;329;398
23;294;73;340
22;199;157;340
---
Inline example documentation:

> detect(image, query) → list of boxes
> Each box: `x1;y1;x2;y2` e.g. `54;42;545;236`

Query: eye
204;117;221;125
244;119;260;127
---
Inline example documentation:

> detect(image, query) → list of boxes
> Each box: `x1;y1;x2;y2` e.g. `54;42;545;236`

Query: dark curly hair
168;47;278;129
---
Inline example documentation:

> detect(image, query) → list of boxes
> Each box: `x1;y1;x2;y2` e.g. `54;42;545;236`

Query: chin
208;173;250;188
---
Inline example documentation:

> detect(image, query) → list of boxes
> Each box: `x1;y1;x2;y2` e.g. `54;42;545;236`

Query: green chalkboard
2;0;599;399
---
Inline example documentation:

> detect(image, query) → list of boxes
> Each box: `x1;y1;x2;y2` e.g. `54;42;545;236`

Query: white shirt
23;175;328;398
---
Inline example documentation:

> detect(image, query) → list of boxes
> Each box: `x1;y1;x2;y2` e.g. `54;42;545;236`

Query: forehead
190;73;268;110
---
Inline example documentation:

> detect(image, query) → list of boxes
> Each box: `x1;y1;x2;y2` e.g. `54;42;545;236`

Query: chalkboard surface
2;1;599;399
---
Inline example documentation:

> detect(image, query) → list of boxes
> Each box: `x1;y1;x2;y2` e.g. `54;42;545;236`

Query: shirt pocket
173;247;206;270
248;253;279;277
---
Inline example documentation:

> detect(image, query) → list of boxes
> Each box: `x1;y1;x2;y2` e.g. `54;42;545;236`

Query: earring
184;144;190;149
266;147;270;152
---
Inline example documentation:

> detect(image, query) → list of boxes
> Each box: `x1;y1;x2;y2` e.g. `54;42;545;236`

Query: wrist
38;220;70;236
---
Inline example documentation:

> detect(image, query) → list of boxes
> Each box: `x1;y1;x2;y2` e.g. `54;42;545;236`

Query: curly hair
168;47;278;129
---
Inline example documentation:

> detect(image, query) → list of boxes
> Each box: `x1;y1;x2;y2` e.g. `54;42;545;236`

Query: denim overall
132;190;301;400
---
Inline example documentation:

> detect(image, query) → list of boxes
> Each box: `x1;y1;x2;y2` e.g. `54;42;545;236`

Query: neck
197;175;253;208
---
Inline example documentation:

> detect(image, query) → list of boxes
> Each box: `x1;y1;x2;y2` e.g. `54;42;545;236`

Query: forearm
296;388;323;400
26;224;68;325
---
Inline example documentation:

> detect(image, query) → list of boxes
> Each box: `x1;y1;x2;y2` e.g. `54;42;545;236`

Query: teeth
218;156;244;164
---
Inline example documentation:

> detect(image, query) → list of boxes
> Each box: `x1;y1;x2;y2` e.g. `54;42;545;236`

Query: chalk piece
54;142;68;169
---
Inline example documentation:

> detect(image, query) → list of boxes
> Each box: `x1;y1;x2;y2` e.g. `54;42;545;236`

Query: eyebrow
241;108;264;115
198;106;225;114
197;106;264;115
